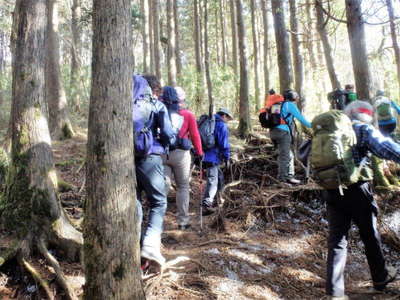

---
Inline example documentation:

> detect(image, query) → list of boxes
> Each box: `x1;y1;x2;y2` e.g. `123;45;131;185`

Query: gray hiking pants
270;128;294;181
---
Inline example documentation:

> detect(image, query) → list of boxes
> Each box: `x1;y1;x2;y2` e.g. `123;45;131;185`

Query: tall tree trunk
230;0;239;102
70;0;82;112
149;0;155;73
46;0;75;140
250;0;261;111
152;0;161;79
166;0;177;86
386;0;400;98
315;0;341;90
271;0;293;93
215;4;221;67
345;0;373;101
1;0;82;286
236;0;250;137
261;0;270;96
194;0;205;107
141;0;150;73
220;0;227;68
289;0;305;112
173;0;182;78
84;0;144;298
204;0;213;106
305;0;318;81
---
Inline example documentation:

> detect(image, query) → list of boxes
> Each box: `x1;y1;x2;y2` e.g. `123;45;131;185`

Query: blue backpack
133;96;156;157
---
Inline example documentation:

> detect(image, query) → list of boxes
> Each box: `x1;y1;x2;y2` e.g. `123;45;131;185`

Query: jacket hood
133;75;152;100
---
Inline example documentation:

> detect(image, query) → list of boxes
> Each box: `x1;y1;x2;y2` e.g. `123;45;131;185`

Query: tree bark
305;0;318;81
220;0;227;68
173;0;182;78
194;0;205;107
148;0;155;73
250;0;261;111
386;0;400;98
166;0;177;86
230;0;239;97
204;0;214;107
271;0;293;93
2;0;82;263
84;0;144;298
315;0;341;90
236;0;250;137
141;0;150;73
70;0;82;112
261;0;270;96
46;0;75;140
345;0;373;101
289;0;305;112
152;0;161;79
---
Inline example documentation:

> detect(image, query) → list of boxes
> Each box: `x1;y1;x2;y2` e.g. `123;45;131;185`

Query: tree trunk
386;0;400;98
166;0;177;86
46;0;75;140
194;0;205;107
236;0;250;137
271;0;293;93
220;0;227;68
345;0;373;101
141;0;150;73
2;0;82;273
289;0;305;112
315;0;341;90
250;0;261;111
204;0;213;107
70;0;82;112
230;0;239;103
152;0;161;79
173;0;182;78
149;0;155;73
305;0;318;82
261;0;270;96
84;0;144;298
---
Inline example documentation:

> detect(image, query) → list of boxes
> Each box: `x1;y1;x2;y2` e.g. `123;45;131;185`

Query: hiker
201;108;233;216
344;84;357;105
263;88;284;109
269;89;311;185
133;74;175;268
161;86;203;230
373;90;400;137
320;100;398;299
327;88;346;110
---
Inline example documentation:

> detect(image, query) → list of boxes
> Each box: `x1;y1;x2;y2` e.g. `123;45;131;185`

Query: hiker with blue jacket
321;100;398;299
202;108;233;216
270;89;311;185
133;74;175;268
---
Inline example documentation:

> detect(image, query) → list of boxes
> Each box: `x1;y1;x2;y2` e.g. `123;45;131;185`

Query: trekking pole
199;160;203;231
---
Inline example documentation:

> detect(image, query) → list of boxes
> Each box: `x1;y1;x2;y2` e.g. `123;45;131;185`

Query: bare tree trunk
2;0;82;280
166;0;177;86
261;0;270;96
386;0;400;98
149;0;155;73
305;0;318;81
46;0;75;140
345;0;373;101
271;0;293;93
173;0;182;78
204;0;213;106
194;0;205;107
152;0;161;79
250;0;261;111
236;0;250;137
230;0;239;102
220;0;227;68
84;0;144;298
315;0;341;90
141;0;150;73
70;0;82;112
289;0;305;112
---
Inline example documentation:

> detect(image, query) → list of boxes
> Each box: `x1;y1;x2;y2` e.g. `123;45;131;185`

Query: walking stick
199;160;203;230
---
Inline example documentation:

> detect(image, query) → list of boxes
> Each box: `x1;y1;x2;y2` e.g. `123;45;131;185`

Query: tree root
38;239;78;300
18;254;54;300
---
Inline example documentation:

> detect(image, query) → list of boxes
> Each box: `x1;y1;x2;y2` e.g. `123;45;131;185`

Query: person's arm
362;124;400;164
186;111;204;156
391;101;400;114
287;102;312;128
216;123;230;161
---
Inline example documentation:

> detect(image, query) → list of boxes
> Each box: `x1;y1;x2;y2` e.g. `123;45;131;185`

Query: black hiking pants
322;181;389;297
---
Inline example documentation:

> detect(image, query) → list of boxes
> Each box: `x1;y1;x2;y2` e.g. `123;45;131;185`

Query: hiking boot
373;266;398;291
178;224;191;230
326;295;349;300
286;178;301;185
202;205;215;216
141;245;165;268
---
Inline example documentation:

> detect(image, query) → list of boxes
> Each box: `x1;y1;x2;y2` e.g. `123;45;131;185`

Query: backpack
258;100;288;129
132;96;156;157
198;114;216;150
310;110;360;193
168;109;185;148
375;97;394;121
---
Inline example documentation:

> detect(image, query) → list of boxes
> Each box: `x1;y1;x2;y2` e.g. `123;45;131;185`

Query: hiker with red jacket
161;86;203;230
322;100;399;299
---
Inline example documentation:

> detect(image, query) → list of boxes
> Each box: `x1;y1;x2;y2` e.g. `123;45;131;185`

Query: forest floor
1;129;400;299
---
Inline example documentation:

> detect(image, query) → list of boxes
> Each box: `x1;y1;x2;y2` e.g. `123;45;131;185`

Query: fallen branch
196;239;239;247
165;279;203;297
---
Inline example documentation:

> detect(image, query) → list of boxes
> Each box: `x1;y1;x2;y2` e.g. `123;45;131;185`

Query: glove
193;154;203;167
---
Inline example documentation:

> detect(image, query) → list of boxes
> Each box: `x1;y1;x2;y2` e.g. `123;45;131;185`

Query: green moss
58;179;74;192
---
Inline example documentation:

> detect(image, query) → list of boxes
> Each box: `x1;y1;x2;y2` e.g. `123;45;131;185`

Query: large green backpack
311;110;359;193
375;97;394;121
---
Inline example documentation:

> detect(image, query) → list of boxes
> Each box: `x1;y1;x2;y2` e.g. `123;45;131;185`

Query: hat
283;89;299;101
344;100;373;124
175;86;186;103
217;108;233;120
269;89;275;95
